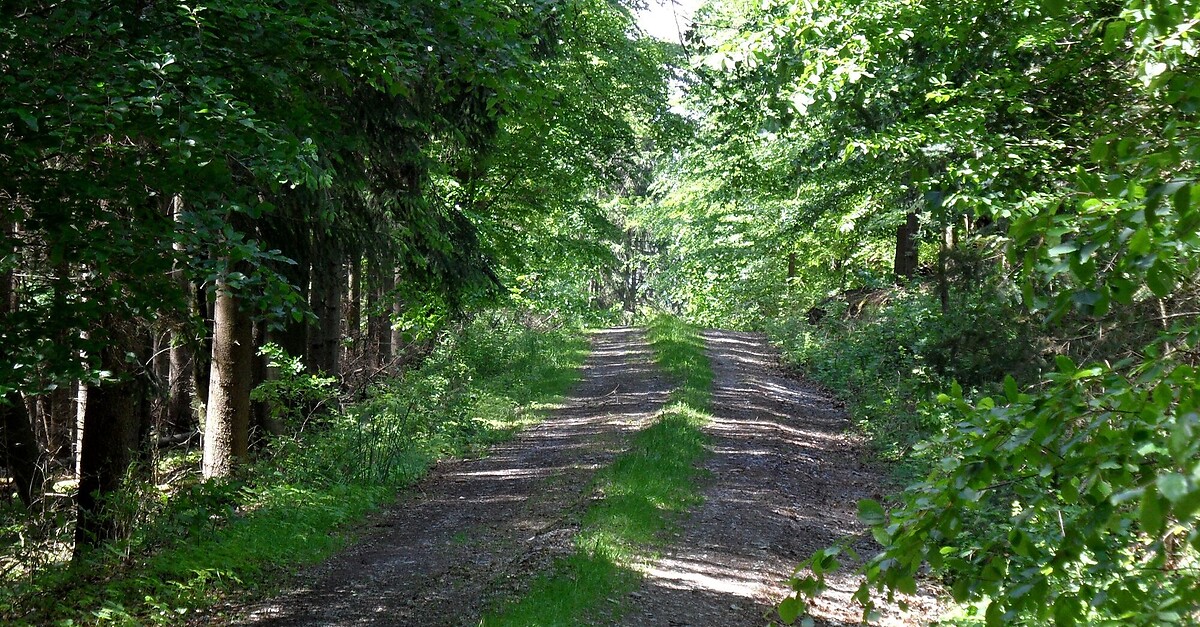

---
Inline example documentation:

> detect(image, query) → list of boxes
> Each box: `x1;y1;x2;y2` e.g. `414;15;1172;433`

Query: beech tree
643;0;1200;623
1;0;677;559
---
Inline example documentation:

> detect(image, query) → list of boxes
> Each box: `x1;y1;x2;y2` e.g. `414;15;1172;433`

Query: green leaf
1103;19;1128;53
1157;473;1189;502
1048;242;1078;256
858;499;886;526
1173;182;1191;215
1053;594;1078;626
15;109;38;131
1128;228;1151;255
1141;488;1166;536
1147;263;1173;297
778;596;803;624
1004;375;1018;402
986;600;1004;627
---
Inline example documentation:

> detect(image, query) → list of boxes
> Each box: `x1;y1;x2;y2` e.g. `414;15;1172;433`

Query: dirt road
230;328;939;626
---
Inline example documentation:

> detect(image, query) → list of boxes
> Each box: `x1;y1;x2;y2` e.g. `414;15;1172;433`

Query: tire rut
617;330;942;627
230;327;670;627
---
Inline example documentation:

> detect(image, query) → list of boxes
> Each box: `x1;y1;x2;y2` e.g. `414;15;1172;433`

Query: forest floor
223;327;942;626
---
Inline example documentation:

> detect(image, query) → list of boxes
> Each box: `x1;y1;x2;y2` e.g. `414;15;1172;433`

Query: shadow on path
618;330;942;627
232;327;671;627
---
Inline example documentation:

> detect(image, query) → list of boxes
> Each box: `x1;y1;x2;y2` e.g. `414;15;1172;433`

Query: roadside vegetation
6;0;1200;624
632;0;1200;624
0;316;586;625
483;314;711;626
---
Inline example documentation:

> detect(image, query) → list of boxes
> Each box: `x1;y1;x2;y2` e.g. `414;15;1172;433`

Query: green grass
482;314;712;626
0;315;588;626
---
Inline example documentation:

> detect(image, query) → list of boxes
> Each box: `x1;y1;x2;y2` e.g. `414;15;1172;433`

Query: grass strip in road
482;314;712;626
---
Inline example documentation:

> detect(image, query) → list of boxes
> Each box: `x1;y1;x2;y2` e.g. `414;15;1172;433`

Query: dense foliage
7;0;1200;623
0;0;678;619
0;314;585;623
639;0;1200;624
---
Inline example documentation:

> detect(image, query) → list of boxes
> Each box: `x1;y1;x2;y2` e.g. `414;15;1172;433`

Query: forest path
616;330;941;627
231;328;940;626
233;327;672;626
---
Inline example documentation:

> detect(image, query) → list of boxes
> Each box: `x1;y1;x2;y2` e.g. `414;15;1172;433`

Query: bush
767;285;1039;463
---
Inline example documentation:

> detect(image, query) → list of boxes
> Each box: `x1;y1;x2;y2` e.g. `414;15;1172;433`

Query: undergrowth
482;313;711;626
0;313;587;626
766;285;1038;479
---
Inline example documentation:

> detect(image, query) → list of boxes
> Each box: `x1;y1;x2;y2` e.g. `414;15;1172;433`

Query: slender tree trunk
390;271;404;362
893;212;919;283
202;276;253;478
346;256;361;362
271;234;310;362
250;318;282;444
937;225;952;314
167;197;196;435
368;261;394;368
194;281;213;412
74;373;86;476
75;320;142;553
1;393;45;509
151;329;170;432
167;337;194;435
48;383;71;462
1;218;46;507
308;253;343;375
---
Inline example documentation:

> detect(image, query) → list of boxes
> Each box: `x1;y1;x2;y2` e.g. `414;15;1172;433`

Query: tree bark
308;252;343;375
201;277;253;478
250;317;282;444
167;335;195;435
194;281;213;412
75;321;142;553
893;212;919;283
390;271;404;362
1;393;45;509
346;255;361;361
368;261;394;368
1;218;47;507
937;225;953;313
167;197;197;436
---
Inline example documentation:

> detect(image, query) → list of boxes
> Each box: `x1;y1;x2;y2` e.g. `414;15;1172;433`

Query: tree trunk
250;317;282;444
1;218;47;507
893;212;919;283
308;253;343;376
390;271;404;362
151;329;170;431
75;321;142;553
42;261;71;458
1;393;45;509
937;225;953;313
201;277;253;478
47;383;72;462
167;197;197;436
194;281;213;412
368;261;394;368
167;335;195;435
346;256;361;361
74;374;86;476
